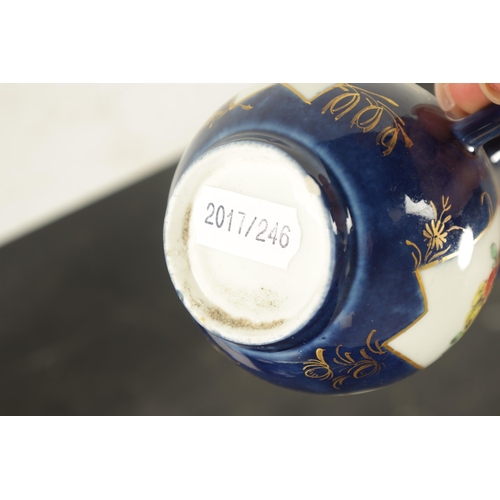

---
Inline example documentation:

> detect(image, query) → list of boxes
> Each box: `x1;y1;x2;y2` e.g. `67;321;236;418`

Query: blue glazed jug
163;83;500;394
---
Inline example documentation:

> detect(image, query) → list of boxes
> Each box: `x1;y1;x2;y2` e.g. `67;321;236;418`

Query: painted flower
485;243;499;299
451;243;500;346
423;218;449;250
485;265;498;299
464;282;487;333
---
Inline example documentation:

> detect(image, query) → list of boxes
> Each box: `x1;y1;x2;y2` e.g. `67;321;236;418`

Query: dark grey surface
1;159;500;415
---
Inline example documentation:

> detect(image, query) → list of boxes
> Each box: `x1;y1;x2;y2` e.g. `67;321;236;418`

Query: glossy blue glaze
166;84;499;394
451;103;500;151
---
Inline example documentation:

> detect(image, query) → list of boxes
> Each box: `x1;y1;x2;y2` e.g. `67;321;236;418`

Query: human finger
435;83;500;118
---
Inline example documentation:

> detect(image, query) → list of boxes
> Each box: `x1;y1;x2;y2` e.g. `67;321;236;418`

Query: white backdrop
0;84;249;247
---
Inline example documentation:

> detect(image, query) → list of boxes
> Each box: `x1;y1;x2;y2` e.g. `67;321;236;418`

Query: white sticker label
192;186;301;269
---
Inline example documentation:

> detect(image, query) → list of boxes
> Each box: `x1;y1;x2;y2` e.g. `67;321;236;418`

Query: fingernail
479;83;500;105
435;83;456;112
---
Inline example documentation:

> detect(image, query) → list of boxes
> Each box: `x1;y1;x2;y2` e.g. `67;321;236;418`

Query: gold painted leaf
351;105;383;133
315;347;326;362
332;375;349;389
321;93;361;120
427;245;451;263
376;126;398;156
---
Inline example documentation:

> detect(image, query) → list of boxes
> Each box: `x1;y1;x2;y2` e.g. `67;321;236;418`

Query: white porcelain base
164;141;335;345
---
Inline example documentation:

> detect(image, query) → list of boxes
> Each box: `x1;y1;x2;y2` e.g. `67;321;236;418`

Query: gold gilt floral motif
321;84;413;156
207;84;413;156
406;196;464;269
302;329;387;390
208;99;253;128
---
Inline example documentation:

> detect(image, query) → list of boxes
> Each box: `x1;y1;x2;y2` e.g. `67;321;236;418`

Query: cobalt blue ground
167;84;497;394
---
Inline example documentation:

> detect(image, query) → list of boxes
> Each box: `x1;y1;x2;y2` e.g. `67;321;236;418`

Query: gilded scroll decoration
302;348;333;381
320;84;413;156
302;330;387;390
406;196;464;269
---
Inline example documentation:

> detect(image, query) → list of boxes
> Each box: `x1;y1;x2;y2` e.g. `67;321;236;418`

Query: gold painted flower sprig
205;83;413;156
302;330;387;390
321;84;414;156
406;196;464;269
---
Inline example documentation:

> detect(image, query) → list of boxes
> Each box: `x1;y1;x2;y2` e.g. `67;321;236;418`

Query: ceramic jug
163;83;500;394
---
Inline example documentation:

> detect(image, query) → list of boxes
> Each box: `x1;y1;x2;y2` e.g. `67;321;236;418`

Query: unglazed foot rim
164;141;335;345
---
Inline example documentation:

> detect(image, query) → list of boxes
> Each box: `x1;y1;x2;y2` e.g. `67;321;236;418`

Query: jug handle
451;103;500;160
451;104;500;284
